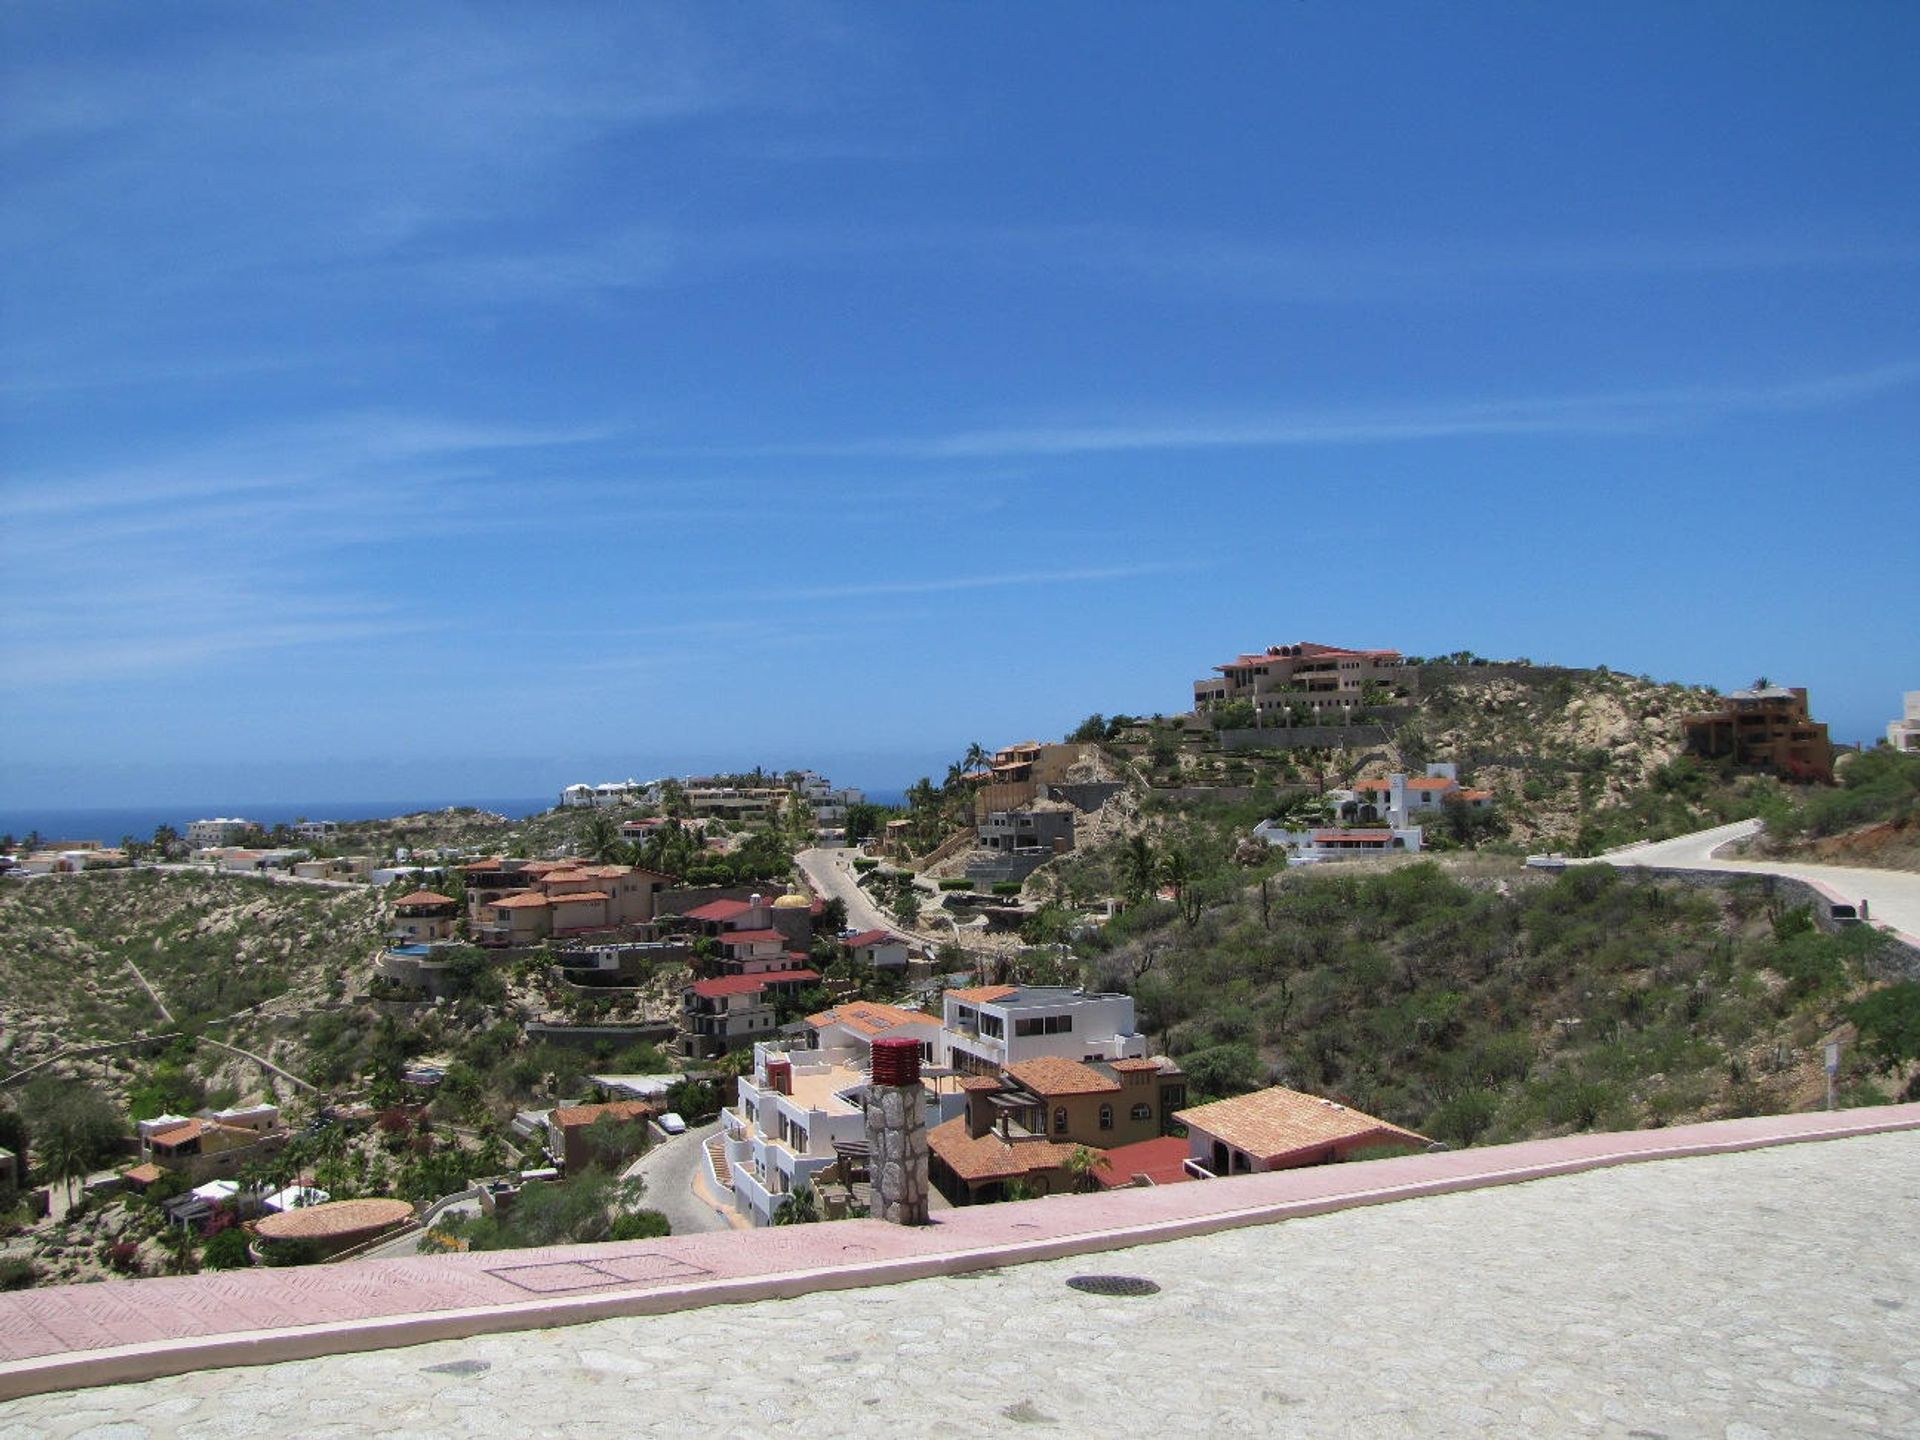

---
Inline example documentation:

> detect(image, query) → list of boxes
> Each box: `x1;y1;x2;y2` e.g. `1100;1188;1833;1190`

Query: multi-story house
680;968;822;1059
1192;641;1414;720
940;985;1149;1077
468;862;674;947
1682;686;1834;783
186;817;255;848
978;808;1075;855
1345;764;1494;827
926;1055;1185;1205
1888;691;1920;753
716;1040;956;1225
390;890;459;944
804;999;942;1064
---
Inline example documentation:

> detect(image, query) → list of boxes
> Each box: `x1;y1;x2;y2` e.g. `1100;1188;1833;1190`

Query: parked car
657;1112;687;1136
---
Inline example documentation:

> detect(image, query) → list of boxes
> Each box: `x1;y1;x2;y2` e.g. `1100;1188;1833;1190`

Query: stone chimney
865;1038;929;1225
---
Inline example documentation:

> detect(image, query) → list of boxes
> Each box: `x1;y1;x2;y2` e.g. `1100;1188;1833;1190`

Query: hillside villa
1192;640;1416;721
1681;685;1834;783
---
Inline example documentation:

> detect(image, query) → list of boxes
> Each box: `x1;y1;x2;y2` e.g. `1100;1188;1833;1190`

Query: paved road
4;1130;1912;1436
1593;818;1920;941
793;847;905;938
620;1120;729;1236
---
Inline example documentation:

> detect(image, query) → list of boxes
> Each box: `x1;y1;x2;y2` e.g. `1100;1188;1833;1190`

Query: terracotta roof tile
490;892;551;909
1092;1136;1194;1188
926;1116;1089;1184
1172;1087;1428;1162
946;985;1017;1004
806;1001;929;1037
393;890;457;908
1006;1056;1121;1097
254;1197;415;1242
717;928;784;945
548;891;611;904
549;1100;656;1130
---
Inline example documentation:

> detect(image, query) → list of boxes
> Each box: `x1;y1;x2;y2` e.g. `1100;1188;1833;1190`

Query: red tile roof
926;1117;1089;1184
1172;1086;1429;1162
549;1099;657;1131
393;890;457;908
490;892;551;909
844;929;900;948
946;985;1017;1004
547;890;611;904
805;1001;930;1036
1092;1136;1194;1188
717;928;784;945
1006;1057;1121;1097
684;899;753;922
688;969;821;1000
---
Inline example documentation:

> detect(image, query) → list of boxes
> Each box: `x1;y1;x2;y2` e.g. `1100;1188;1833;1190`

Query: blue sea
0;788;909;847
0;799;554;848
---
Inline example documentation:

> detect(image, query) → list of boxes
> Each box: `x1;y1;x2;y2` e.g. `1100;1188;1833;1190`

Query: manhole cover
1066;1274;1160;1297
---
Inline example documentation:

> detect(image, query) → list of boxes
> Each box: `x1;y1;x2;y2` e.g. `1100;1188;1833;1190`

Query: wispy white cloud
692;361;1920;462
763;563;1193;602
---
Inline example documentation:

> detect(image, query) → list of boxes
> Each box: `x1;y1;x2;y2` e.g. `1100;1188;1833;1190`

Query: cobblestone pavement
1;1131;1914;1438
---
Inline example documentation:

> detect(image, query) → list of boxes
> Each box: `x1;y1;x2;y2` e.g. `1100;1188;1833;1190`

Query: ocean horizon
0;789;911;847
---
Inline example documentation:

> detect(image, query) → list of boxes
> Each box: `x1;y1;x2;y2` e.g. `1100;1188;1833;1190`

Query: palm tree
1063;1146;1109;1194
1120;834;1157;904
962;742;992;775
582;812;622;864
773;1183;820;1225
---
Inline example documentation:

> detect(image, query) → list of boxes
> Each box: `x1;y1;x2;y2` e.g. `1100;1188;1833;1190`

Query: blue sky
2;2;1916;806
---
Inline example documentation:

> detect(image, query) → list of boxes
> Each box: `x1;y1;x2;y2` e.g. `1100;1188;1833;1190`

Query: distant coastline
0;799;553;846
0;787;909;847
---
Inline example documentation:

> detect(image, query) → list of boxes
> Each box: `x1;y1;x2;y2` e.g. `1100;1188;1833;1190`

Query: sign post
1825;1041;1841;1111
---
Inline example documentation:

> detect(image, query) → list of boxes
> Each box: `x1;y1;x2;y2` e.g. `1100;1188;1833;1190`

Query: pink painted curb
2;1104;1916;1402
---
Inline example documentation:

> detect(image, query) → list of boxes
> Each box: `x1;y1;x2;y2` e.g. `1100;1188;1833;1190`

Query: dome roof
772;892;812;909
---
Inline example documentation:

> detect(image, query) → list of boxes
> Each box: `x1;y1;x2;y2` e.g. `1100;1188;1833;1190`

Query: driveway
1591;819;1920;942
621;1120;730;1236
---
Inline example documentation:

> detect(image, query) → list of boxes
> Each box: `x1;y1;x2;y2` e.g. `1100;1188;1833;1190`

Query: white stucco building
939;985;1149;1077
1889;691;1920;753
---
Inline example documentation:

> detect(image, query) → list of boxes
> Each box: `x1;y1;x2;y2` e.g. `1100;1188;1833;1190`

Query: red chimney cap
869;1037;921;1086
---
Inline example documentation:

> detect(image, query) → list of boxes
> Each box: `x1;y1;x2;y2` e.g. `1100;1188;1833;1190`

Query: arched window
1098;1104;1113;1130
1053;1107;1068;1135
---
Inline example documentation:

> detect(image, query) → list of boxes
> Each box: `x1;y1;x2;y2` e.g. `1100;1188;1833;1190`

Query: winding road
1589;818;1920;944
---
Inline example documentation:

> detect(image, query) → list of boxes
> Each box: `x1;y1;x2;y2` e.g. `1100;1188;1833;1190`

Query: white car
656;1112;687;1135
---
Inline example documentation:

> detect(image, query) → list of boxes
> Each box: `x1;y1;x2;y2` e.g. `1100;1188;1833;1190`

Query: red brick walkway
3;1104;1916;1400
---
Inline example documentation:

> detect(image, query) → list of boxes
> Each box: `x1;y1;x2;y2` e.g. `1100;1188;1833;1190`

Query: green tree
773;1183;820;1225
1848;983;1920;1073
1120;834;1158;905
1063;1146;1109;1194
1066;715;1107;743
582;811;623;864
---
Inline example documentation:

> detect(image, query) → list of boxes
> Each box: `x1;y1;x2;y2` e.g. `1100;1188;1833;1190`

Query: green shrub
937;878;972;892
0;1256;37;1290
609;1209;671;1241
991;881;1022;897
852;858;880;873
200;1227;254;1270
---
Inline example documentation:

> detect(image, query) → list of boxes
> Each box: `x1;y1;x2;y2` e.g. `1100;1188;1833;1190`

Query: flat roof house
940;985;1148;1076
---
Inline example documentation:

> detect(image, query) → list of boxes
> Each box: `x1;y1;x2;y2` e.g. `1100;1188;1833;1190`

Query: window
1131;1103;1152;1122
1053;1107;1068;1135
979;1013;1004;1040
1015;1014;1074;1037
1098;1104;1113;1131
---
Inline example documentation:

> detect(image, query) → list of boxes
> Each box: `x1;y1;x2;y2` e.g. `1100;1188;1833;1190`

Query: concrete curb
3;1106;1916;1401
